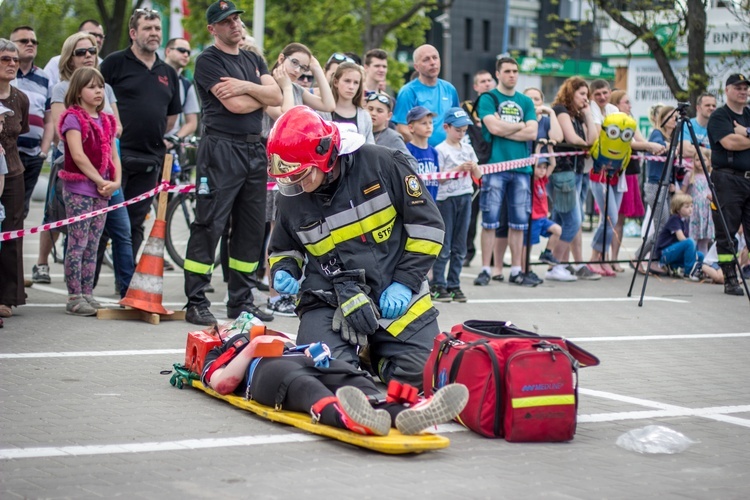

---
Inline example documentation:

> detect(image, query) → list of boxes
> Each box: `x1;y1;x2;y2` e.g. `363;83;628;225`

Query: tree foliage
183;0;446;91
0;0;172;62
544;1;711;108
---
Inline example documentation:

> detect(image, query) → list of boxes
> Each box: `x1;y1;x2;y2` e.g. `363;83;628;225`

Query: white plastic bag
616;425;698;454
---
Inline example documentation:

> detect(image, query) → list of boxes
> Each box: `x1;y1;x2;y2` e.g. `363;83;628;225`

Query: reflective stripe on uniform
184;258;214;275
404;223;445;244
268;250;305;270
229;257;259;273
404;223;444;257
511;395;575;409
296;193;398;257
717;254;735;263
405;237;442;256
340;293;370;316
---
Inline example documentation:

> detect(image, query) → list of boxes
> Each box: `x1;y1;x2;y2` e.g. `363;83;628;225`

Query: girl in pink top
58;67;121;316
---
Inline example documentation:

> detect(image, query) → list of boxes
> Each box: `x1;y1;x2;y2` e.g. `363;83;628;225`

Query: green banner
517;57;616;79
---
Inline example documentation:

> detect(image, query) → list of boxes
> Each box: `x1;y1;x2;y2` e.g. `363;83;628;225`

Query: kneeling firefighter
266;106;445;390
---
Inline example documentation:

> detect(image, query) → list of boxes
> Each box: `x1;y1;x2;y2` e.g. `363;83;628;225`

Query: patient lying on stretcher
202;332;468;436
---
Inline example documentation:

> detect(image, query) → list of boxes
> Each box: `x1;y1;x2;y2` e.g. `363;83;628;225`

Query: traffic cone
120;219;170;314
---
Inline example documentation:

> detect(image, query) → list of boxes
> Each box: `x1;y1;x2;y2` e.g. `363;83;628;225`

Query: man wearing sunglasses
182;1;282;326
164;38;200;142
10;26;53;220
101;8;182;258
266;106;445;390
44;20;105;88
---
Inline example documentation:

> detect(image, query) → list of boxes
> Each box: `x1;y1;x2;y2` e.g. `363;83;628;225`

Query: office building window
508;16;537;51
465;18;473;50
483;20;490;52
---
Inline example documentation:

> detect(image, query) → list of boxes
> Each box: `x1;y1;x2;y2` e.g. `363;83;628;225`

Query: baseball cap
444;107;472;127
0;103;14;117
726;73;748;87
406;106;434;123
206;0;244;24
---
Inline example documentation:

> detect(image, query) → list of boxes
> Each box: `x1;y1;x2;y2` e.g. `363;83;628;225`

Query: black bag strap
275;364;370;407
462;320;600;367
430;333;457;392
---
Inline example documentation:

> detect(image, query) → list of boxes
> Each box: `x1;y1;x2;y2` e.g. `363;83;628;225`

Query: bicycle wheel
165;193;220;269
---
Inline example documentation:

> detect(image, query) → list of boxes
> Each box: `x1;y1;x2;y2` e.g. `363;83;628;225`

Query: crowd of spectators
1;6;748;331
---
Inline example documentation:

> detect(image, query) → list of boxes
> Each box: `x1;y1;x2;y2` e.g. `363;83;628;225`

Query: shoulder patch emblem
404;175;422;198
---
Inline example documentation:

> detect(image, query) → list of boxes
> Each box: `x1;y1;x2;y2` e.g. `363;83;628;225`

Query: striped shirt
12;65;52;156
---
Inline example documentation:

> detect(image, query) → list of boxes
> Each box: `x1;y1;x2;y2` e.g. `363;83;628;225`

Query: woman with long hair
264;42;334;122
318;61;374;143
548;76;599;281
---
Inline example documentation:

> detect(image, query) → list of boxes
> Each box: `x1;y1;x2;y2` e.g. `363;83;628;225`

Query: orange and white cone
120;219;170;314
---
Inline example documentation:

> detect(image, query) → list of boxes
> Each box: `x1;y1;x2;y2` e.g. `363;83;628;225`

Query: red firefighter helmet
267;106;340;196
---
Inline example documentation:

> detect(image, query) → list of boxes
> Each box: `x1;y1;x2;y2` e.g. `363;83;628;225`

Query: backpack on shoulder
423;320;599;442
462;91;501;166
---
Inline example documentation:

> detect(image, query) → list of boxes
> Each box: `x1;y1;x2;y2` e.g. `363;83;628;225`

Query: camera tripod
627;103;750;306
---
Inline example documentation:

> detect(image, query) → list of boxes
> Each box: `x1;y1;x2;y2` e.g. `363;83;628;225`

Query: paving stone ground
1;199;747;499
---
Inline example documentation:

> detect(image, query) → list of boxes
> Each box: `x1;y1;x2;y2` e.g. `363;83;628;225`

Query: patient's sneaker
335;387;392;436
395;384;469;435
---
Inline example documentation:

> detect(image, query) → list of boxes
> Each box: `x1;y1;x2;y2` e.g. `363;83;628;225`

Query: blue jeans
479;171;531;231
660;239;703;272
107;189;135;297
589;181;623;253
576;172;590;223
433;194;471;289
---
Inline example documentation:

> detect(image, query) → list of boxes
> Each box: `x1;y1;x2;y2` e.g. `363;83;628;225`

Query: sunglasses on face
74;47;98;57
327;53;355;66
0;56;20;65
133;7;160;20
13;38;38;46
287;58;310;73
365;92;392;109
298;74;314;82
173;47;191;56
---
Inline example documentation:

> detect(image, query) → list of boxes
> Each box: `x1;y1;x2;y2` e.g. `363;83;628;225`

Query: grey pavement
1;196;748;499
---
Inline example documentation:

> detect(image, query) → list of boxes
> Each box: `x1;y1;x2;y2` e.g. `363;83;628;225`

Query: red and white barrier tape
0;150;685;241
1;182;170;242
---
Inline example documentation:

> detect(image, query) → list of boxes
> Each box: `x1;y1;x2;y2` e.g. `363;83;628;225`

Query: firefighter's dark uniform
183;46;269;311
269;144;445;389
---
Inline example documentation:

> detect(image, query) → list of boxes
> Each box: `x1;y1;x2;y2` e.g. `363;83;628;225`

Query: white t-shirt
591;103;619;125
435;141;478;201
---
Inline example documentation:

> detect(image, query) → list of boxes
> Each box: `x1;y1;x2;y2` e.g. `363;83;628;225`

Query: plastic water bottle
231;311;264;334
197;176;209;195
172;155;181;178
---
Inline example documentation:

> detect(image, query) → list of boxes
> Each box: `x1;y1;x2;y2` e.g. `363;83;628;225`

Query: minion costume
591;112;637;176
588;112;637;256
266;107;445;390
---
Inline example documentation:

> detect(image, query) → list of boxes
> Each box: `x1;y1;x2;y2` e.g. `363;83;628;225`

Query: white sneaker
546;265;578;282
395;384;469;435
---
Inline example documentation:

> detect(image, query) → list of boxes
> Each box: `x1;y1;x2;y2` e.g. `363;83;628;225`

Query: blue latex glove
379;282;412;319
273;271;300;295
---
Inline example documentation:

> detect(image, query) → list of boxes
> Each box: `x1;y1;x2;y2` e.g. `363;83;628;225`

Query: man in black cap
182;0;282;325
707;73;750;296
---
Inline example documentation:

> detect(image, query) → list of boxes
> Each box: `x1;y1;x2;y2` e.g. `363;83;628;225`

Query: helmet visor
268;153;315;196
